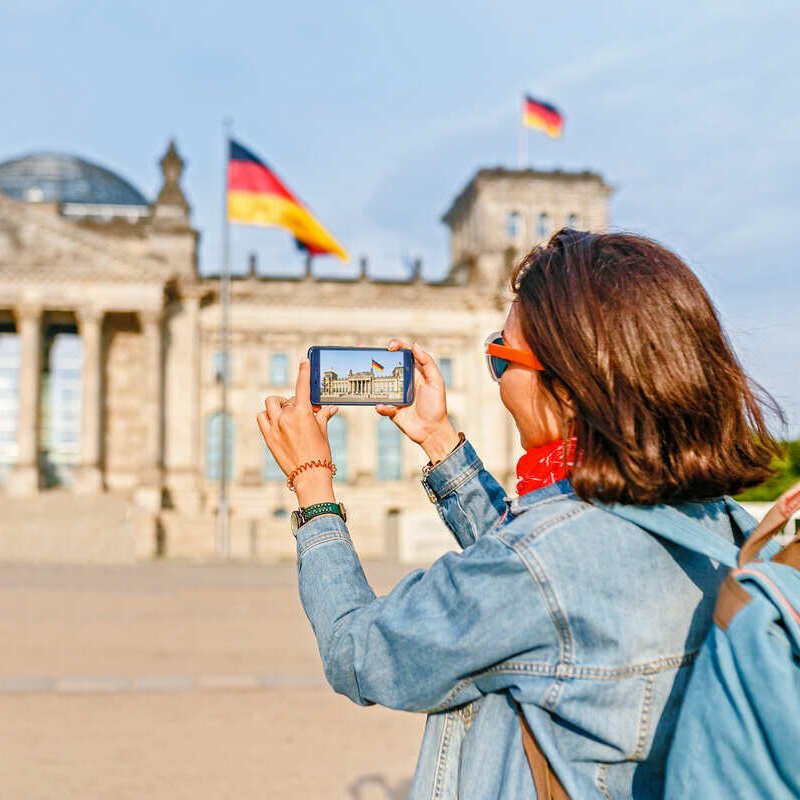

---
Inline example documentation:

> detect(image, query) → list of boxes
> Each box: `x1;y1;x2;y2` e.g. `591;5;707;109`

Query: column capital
77;306;104;326
14;302;42;323
139;308;163;328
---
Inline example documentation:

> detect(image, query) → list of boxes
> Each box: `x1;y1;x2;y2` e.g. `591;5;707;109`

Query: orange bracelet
286;459;337;493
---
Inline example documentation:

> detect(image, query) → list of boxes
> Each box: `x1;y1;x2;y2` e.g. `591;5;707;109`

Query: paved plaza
0;561;424;799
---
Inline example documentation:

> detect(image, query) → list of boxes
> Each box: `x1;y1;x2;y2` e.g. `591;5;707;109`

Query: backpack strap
592;500;741;568
515;701;570;800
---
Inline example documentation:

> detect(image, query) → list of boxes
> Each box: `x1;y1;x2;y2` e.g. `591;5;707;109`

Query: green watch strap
301;502;345;523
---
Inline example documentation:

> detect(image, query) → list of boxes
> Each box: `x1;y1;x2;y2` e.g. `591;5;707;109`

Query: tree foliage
735;440;800;502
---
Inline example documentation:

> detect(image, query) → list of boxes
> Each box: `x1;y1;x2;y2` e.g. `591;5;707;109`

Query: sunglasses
484;331;544;382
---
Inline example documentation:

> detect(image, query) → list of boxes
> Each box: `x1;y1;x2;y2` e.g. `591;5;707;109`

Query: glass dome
0;152;148;207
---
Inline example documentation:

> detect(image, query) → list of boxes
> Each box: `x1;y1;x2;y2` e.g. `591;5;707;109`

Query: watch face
339;502;347;523
290;510;302;535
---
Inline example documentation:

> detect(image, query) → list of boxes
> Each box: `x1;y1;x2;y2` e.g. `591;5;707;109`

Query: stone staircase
0;490;154;563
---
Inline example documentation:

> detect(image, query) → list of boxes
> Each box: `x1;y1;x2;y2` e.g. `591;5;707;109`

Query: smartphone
307;346;415;406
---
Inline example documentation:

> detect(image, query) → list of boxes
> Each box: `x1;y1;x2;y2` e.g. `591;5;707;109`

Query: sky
1;1;797;434
320;348;403;380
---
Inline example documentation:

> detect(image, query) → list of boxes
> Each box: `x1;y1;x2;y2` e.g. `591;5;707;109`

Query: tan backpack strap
516;702;570;800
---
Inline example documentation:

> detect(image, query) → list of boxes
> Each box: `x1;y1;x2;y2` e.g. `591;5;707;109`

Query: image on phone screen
318;348;406;403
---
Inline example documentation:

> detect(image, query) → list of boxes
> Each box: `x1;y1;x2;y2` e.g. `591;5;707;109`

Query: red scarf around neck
516;436;577;496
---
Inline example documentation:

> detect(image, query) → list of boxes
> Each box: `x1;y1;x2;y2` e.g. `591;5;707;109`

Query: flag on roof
522;95;564;138
371;359;384;372
227;140;348;261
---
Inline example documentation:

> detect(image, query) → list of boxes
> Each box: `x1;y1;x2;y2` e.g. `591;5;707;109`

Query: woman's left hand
256;358;339;505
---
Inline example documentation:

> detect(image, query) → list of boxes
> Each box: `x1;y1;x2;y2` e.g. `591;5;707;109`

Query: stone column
135;309;163;511
73;307;104;494
164;296;202;513
7;304;41;495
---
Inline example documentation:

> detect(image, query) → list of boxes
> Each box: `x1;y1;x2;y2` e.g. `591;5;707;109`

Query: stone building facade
0;144;611;563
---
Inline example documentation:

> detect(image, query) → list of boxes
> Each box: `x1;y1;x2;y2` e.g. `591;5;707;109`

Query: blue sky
1;1;797;434
320;349;402;380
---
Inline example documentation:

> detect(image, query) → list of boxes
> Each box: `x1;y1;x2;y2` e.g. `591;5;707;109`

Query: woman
256;229;781;799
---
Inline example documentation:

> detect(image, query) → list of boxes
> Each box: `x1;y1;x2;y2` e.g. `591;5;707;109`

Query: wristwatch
290;501;347;536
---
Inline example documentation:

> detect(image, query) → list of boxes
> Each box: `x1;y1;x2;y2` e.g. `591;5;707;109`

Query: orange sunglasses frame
485;333;544;375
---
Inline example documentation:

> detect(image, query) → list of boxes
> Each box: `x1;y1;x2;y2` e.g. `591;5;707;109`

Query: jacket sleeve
420;438;509;548
295;513;558;712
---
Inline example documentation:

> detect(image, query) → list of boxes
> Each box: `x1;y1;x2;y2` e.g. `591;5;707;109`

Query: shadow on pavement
348;772;413;799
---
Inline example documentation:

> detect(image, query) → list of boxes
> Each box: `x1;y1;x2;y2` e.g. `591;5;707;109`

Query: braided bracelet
286;459;337;493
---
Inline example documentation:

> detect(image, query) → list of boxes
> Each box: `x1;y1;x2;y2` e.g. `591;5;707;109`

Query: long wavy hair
511;228;783;504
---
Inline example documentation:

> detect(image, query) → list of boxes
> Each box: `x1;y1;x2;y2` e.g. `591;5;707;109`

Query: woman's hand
256;358;339;506
376;340;461;463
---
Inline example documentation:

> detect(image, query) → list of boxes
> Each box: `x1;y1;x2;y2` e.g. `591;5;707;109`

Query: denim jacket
295;438;758;799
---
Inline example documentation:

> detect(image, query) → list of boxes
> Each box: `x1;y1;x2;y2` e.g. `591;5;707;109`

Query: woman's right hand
375;340;461;463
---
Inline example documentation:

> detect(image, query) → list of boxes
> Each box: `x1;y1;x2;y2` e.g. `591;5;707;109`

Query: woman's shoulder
491;490;661;556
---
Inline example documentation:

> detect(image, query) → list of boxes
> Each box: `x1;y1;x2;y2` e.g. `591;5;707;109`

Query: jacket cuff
420;439;482;503
295;513;353;559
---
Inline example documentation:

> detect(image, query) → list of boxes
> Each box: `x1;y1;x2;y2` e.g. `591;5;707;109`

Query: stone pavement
0;561;425;799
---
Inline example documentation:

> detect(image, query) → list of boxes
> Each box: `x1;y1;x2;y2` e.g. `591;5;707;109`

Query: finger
315;405;338;434
295;358;311;408
411;341;441;383
375;403;398;418
256;411;270;438
265;395;284;426
386;338;411;351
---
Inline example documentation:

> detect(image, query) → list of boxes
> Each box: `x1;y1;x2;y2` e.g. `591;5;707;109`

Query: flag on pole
227;139;348;261
522;95;564;138
371;359;384;372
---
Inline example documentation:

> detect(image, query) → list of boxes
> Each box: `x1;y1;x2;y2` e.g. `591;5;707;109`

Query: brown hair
511;228;783;504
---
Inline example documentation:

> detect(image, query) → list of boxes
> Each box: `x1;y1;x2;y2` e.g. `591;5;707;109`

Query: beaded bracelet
286;459;337;493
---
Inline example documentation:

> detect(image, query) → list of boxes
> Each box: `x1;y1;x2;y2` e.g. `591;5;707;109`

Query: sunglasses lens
489;337;507;381
491;357;507;380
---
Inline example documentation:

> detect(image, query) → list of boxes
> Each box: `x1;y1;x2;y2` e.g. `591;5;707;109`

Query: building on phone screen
321;365;404;402
0;144;612;563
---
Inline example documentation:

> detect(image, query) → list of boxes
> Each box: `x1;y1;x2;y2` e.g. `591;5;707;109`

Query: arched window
537;212;550;239
263;446;283;482
566;213;578;228
507;211;521;239
206;411;235;481
377;416;402;481
327;413;348;481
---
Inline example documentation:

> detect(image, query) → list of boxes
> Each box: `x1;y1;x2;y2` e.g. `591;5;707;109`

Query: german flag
522;95;564;138
371;359;384;372
227;140;348;261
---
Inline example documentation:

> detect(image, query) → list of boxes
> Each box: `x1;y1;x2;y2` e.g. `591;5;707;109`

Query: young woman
256;228;781;799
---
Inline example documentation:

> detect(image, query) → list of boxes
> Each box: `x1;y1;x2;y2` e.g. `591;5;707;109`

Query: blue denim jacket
295;438;757;799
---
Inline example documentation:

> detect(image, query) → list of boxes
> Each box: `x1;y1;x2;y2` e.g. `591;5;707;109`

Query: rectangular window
440;357;453;388
212;351;230;384
270;353;288;386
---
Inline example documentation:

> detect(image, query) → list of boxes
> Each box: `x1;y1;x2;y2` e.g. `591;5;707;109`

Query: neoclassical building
0;144;611;562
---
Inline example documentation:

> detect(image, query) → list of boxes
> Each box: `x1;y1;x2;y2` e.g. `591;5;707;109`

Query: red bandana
516;436;577;496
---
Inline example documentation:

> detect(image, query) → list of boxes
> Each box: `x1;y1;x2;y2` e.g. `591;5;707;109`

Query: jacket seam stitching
433;460;482;499
466;650;698;681
630;674;655;761
432;711;453;800
595;763;613;800
297;531;353;559
453;492;478;545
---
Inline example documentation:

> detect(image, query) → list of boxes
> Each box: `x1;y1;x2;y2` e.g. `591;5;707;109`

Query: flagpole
217;117;232;560
517;94;528;169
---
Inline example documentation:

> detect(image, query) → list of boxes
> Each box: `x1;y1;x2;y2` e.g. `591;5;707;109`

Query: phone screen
308;346;413;406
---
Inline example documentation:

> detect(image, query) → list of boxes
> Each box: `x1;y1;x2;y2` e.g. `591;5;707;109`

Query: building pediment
0;193;169;284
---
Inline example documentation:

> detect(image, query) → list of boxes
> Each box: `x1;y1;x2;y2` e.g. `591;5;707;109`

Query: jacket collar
504;477;575;516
